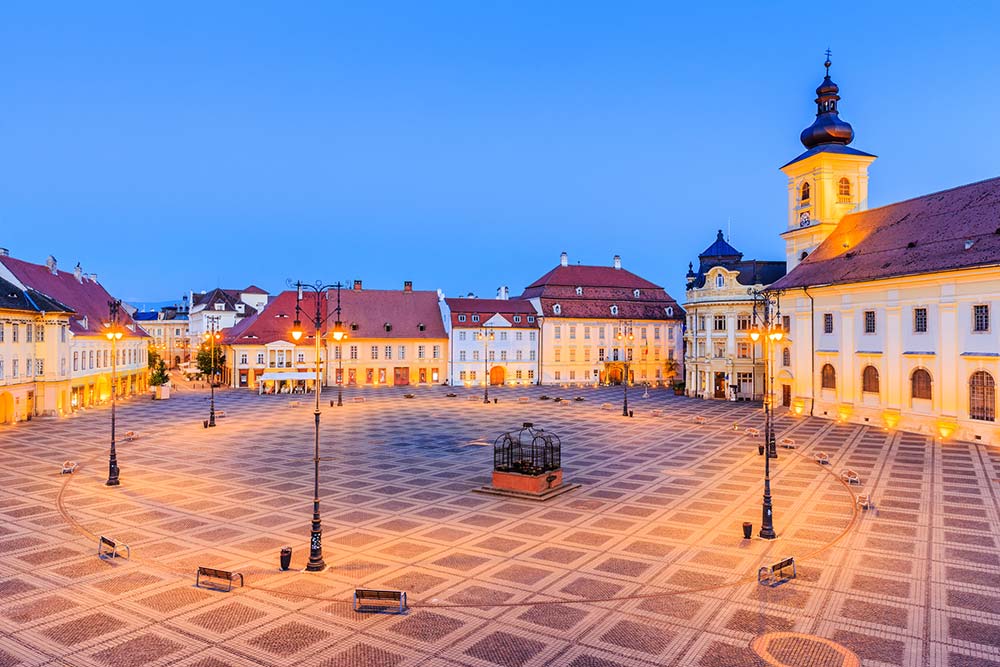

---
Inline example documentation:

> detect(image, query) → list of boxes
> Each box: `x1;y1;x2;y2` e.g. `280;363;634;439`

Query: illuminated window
911;369;932;400
823;313;833;334
838;178;851;197
970;371;995;421
713;315;726;331
737;314;751;331
913;308;927;333
862;365;879;393
821;364;836;389
863;310;876;334
973;304;990;332
715;274;724;288
800;181;811;201
782;347;790;367
349;346;358;360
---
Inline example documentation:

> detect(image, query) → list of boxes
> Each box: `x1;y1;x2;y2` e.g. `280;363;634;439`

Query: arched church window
715;274;725;288
838;178;851;198
800;182;811;202
800;251;809;261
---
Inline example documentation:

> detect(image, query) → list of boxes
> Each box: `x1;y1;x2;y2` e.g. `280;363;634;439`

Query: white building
188;286;268;346
768;57;999;443
683;231;786;399
444;291;540;386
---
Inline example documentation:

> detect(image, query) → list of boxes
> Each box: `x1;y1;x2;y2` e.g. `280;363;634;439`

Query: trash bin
280;546;292;571
203;420;209;429
758;444;765;455
629;410;634;418
742;522;753;539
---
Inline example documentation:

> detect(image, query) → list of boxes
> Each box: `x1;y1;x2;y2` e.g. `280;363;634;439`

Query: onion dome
799;56;855;149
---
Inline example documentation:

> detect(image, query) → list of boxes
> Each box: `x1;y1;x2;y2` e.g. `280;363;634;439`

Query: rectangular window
515;369;523;379
569;326;576;339
554;326;561;340
823;313;834;334
516;350;523;361
584;348;591;362
714;342;725;358
0;359;4;379
0;324;4;343
584;327;591;339
384;345;392;360
527;316;535;323
371;346;379;360
334;347;342;360
488;351;495;361
913;307;927;333
417;345;425;359
500;350;507;361
654;327;660;339
527;370;534;380
529;350;536;361
668;348;675;361
61;326;66;343
782;315;791;332
433;345;441;359
569;348;576;362
554;371;561;380
598;348;605;361
473;350;479;361
864;310;876;334
737;314;751;331
458;315;466;322
26;324;33;343
513;316;521;323
73;352;78;371
471;314;480;322
36;359;43;376
569;370;576;380
350;346;358;360
469;370;476;381
641;328;648;339
737;342;750;359
297;352;305;363
395;346;404;361
713;315;726;331
12;324;19;342
459;371;466;380
459;350;467;362
529;331;536;341
257;353;265;364
973;304;990;332
459;331;466;340
240;353;248;364
12;357;18;378
515;331;523;341
26;358;32;376
499;331;507;341
36;325;44;342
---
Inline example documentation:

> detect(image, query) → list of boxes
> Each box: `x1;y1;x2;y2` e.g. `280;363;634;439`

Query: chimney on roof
496;286;509;300
0;248;8;257
74;263;83;283
613;255;622;270
46;255;57;274
353;280;362;291
560;251;568;267
403;280;412;292
89;273;98;283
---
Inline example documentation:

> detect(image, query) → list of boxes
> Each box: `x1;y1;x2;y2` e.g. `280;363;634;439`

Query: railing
494;422;561;475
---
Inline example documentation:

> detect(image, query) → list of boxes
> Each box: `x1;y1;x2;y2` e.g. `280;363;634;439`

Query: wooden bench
195;566;244;592
600;403;613;410
518;396;530;403
780;437;796;449
814;451;830;465
468;395;479;402
694;416;707;424
757;556;796;586
215;410;226;418
124;431;138;442
289;401;300;408
61;461;78;474
97;535;130;560
856;493;873;510
840;469;861;485
353;396;366;403
746;427;760;437
353;588;407;613
651;409;663;417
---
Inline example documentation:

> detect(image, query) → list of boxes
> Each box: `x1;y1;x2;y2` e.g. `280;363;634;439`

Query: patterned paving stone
387;610;466;641
91;632;185;667
465;631;545;667
248;621;331;655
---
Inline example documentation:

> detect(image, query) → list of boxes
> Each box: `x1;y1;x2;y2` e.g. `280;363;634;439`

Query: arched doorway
606;364;625;385
490;366;505;386
0;392;13;424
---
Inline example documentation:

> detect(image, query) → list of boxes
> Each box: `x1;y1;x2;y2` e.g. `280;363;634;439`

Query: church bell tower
780;55;877;271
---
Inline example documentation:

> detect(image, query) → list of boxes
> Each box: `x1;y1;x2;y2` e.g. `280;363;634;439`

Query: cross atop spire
824;48;832;75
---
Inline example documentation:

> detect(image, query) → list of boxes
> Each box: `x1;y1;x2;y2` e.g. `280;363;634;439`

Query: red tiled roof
0;256;148;337
524;265;662;291
444;298;539;328
537;298;681;320
225;288;447;345
242;285;268;294
772;176;1000;290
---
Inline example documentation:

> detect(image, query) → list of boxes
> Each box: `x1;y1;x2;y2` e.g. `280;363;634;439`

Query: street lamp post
105;299;124;486
332;282;345;407
291;280;347;572
616;320;634;417
476;328;494;403
748;287;784;540
205;316;221;427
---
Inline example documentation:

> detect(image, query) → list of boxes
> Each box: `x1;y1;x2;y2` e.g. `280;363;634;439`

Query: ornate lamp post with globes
105;299;124;486
204;315;221;427
616;320;634;416
748;287;784;540
290;280;347;572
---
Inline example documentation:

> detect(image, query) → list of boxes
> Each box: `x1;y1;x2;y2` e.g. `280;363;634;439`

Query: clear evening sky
2;2;998;306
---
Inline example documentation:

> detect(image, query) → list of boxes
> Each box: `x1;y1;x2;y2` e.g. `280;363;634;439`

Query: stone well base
475;469;579;501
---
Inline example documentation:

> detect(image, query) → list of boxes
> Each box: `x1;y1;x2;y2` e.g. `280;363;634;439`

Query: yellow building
769;57;999;443
223;280;447;391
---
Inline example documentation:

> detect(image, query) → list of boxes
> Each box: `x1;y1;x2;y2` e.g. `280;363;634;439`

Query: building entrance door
782;384;791;407
490;366;505;385
714;373;727;399
394;367;409;386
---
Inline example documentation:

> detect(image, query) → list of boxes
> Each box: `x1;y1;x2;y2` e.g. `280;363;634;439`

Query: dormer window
610;305;619;316
552;304;562;315
384;322;392;332
458;314;466;322
236;304;245;313
715;274;725;288
214;303;225;311
800;181;811;202
513;315;521;323
575;287;583;296
633;289;640;298
666;306;674;316
471;314;480;322
351;323;359;331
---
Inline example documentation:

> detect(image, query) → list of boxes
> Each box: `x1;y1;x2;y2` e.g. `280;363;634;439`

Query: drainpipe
804;286;816;416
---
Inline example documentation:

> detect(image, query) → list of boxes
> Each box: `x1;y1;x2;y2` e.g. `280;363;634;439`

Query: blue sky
2;2;998;305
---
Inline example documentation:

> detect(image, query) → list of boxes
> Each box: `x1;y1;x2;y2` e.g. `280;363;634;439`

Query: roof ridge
849;174;1000;218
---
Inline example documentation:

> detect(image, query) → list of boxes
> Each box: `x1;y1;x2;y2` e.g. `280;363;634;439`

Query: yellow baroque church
770;57;999;445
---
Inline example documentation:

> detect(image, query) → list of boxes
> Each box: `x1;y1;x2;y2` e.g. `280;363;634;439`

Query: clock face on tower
799;212;811;228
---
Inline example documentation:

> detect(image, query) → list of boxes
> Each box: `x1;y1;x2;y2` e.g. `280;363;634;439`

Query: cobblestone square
0;384;998;666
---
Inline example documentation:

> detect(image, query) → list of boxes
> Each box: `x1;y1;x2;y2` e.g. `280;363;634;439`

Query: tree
148;346;161;370
664;358;679;380
196;346;225;378
149;359;169;387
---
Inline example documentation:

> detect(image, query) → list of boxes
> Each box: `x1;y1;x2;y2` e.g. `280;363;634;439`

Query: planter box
154;386;170;400
492;469;562;495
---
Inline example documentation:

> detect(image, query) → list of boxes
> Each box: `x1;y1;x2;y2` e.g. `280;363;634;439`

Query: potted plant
150;359;170;400
672;381;685;396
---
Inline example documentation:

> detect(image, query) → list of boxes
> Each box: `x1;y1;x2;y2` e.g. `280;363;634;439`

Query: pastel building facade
134;302;190;367
223;281;447;391
769;58;1000;444
444;293;540;386
0;252;149;419
521;253;685;386
683;232;786;399
188;286;268;346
